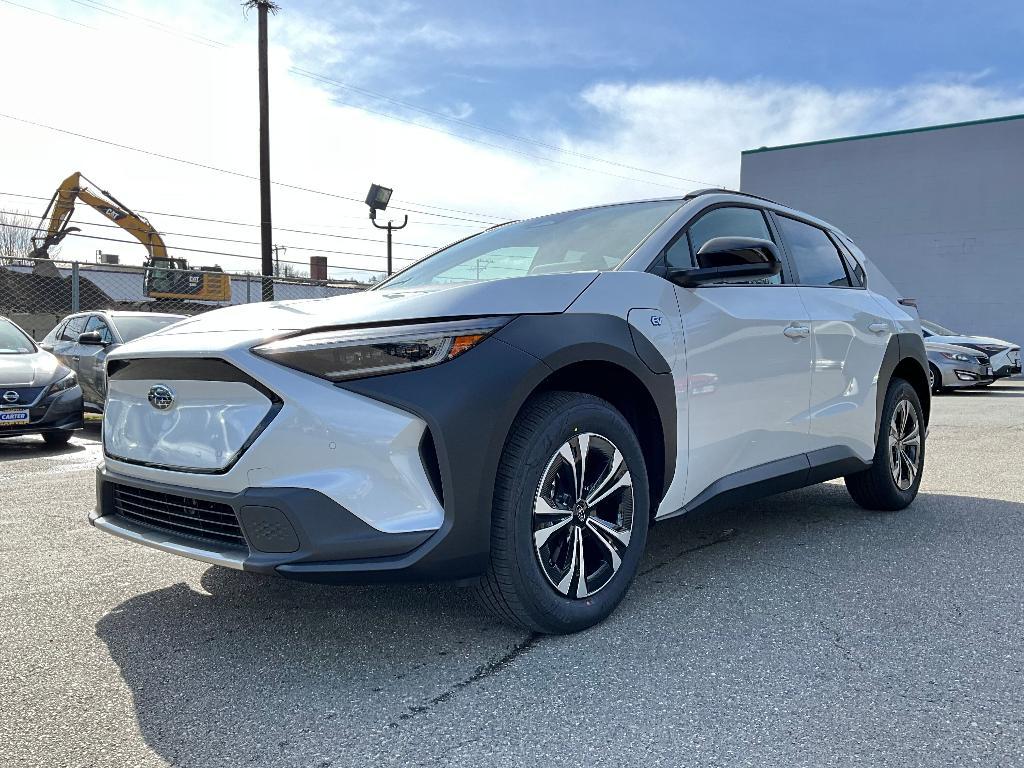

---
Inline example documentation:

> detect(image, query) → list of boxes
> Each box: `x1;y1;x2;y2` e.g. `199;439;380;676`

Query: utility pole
244;1;280;301
272;244;286;276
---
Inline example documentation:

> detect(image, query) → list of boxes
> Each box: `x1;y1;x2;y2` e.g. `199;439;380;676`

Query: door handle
868;321;890;334
71;355;80;362
783;325;810;339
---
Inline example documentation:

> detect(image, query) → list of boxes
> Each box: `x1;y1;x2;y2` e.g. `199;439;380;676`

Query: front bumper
0;386;84;438
93;329;552;582
91;466;434;579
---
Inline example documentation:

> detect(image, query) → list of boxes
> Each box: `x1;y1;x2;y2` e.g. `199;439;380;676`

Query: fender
496;312;677;504
875;331;930;442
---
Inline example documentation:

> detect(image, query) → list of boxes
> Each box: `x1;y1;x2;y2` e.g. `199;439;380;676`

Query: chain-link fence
0;256;367;339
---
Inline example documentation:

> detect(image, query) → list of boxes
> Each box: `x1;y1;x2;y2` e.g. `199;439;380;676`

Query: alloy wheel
532;432;634;599
888;399;921;491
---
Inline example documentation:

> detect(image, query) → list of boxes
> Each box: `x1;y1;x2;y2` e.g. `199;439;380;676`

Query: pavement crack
640;527;739;577
391;633;540;726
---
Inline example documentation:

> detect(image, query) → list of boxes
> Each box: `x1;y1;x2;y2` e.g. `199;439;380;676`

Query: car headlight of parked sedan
939;351;972;363
47;369;78;395
252;317;510;382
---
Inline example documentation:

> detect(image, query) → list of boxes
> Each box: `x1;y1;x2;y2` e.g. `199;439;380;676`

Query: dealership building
740;113;1024;345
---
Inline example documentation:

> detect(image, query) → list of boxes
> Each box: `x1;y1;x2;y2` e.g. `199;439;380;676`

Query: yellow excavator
31;172;232;302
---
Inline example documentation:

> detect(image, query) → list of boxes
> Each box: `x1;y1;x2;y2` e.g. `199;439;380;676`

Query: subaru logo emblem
2;390;17;404
148;384;175;411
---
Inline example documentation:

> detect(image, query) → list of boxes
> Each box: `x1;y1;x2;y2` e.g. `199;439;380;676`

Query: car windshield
113;315;184;342
0;319;36;354
380;200;682;289
921;319;959;336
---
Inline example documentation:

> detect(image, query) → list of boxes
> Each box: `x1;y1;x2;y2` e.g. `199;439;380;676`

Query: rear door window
776;216;851;288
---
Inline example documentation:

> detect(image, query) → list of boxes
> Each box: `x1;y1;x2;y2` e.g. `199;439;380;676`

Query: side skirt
658;447;871;521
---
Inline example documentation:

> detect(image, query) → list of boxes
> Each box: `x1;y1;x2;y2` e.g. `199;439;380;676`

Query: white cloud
1;1;1022;282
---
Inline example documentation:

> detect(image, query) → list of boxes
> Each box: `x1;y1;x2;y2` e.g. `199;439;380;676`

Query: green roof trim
741;112;1024;154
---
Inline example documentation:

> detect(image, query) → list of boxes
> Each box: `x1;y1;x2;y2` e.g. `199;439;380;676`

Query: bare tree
0;210;35;261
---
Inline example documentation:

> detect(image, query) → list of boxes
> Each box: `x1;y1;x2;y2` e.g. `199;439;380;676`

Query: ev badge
147;384;175;411
650;315;664;327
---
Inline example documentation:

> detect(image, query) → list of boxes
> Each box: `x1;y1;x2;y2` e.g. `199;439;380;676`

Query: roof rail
684;187;785;206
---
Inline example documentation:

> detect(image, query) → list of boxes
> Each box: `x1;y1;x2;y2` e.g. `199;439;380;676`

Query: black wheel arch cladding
338;312;676;581
875;332;931;443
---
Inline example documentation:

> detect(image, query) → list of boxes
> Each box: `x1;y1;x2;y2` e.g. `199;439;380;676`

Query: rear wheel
41;431;72;447
845;378;925;511
475;391;649;634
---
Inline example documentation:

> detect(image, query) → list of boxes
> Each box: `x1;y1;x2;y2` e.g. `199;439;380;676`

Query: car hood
927;334;1017;349
0;349;66;387
159;272;600;336
925;341;984;355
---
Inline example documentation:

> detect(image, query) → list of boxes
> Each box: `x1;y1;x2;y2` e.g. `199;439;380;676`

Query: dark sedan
0;316;83;446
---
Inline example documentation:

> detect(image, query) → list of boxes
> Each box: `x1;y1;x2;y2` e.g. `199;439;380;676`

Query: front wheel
41;431;73;447
475;391;650;634
845;377;925;511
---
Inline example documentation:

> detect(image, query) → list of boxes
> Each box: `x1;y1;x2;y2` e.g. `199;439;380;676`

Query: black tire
475;391;650;634
845;377;925;511
928;363;945;394
41;431;72;447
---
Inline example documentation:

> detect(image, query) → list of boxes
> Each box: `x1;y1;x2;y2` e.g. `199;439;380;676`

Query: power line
0;113;505;225
67;0;225;47
0;220;392;274
0;208;420;262
0;0;96;28
327;92;690;193
293;67;720;187
0;190;478;235
20;0;721;192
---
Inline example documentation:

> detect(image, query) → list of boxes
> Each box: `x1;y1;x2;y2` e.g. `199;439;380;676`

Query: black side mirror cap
669;237;782;287
78;331;107;346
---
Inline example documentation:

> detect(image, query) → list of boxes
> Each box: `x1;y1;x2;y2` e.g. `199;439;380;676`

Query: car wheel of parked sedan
41;431;72;447
845;378;925;511
475;391;650;634
928;364;945;394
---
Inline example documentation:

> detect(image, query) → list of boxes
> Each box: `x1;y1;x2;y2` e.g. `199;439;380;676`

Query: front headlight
252;317;510;382
48;370;78;394
940;352;971;362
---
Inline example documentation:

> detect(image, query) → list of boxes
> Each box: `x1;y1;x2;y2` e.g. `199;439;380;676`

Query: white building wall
740;115;1024;345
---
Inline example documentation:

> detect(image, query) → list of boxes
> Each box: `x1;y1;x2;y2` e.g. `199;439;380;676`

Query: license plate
0;409;30;426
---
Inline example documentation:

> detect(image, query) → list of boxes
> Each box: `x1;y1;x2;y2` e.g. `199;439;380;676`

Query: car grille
110;483;246;549
0;386;46;405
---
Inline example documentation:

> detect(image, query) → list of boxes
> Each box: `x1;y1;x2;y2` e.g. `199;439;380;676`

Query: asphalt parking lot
2;383;1023;768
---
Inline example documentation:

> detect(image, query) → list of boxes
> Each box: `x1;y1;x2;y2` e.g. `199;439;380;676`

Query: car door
771;214;891;461
51;315;88;376
667;204;812;504
80;315;115;404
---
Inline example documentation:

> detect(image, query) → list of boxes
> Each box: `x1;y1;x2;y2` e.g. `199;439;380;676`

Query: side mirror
669;236;782;287
78;331;107;346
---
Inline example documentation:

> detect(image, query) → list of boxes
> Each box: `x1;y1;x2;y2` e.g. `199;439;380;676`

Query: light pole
365;183;407;276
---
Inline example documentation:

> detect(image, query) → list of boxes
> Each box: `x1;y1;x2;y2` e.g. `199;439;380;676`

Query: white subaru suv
92;190;929;634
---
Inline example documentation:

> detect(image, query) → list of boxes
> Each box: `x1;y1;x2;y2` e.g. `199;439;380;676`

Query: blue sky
286;0;1024;138
2;0;1023;279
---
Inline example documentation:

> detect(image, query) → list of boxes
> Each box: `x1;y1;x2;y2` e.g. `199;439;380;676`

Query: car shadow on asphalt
0;422;101;462
93;485;1023;765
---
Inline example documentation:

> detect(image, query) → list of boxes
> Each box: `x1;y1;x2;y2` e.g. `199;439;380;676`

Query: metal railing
0;256;366;339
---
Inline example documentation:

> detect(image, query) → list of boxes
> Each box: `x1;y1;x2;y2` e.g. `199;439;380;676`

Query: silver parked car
921;319;1021;379
40;311;185;412
926;341;993;393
